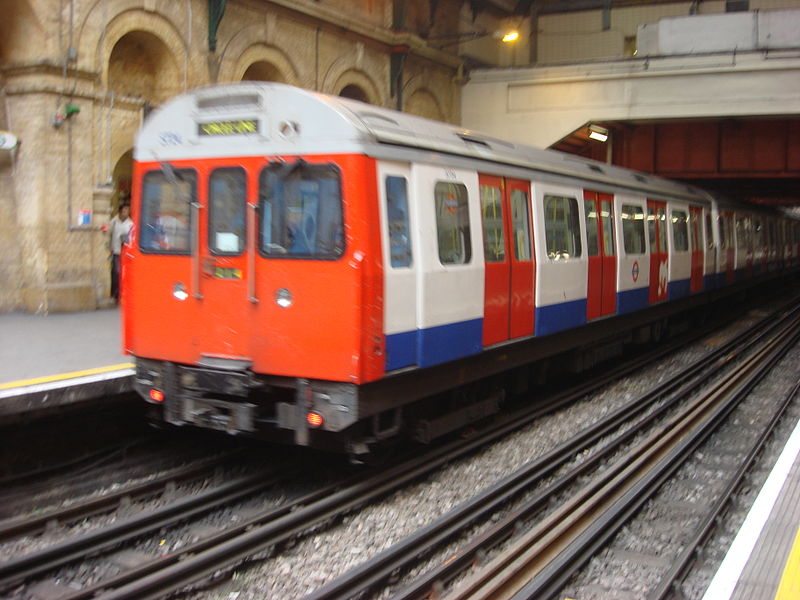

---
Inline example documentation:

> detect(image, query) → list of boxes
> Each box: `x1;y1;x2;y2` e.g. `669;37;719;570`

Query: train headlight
275;288;293;308
307;412;324;428
172;282;189;301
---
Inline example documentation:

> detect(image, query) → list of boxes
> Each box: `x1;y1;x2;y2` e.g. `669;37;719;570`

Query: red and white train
124;82;799;454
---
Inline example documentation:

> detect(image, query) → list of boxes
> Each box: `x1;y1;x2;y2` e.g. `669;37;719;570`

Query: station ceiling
551;116;800;206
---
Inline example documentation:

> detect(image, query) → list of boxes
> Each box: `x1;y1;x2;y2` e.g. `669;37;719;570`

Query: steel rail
305;301;800;600
646;378;800;600
0;470;286;591
0;450;245;541
477;316;800;600
6;295;796;599
80;330;723;600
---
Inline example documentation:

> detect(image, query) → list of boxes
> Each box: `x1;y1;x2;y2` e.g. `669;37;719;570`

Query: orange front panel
124;154;384;385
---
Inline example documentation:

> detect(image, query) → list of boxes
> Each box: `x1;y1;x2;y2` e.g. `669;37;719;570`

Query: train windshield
139;169;195;254
258;162;344;258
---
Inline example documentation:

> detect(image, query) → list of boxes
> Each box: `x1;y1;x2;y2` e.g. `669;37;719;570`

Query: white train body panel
666;201;693;299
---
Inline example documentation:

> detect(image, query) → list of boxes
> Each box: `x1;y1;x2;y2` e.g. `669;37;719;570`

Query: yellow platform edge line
0;363;135;390
775;525;800;600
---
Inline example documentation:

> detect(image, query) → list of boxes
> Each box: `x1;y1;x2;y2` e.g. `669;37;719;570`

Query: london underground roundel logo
632;261;640;282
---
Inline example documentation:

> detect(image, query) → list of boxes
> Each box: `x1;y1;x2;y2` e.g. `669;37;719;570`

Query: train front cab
125;153;386;444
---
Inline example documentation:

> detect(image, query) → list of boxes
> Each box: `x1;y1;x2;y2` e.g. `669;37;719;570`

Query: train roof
136;82;708;202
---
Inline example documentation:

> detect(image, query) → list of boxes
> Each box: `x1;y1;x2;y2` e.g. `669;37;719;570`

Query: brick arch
107;30;181;103
91;8;187;94
323;66;382;106
0;0;43;64
403;72;452;122
217;22;302;85
229;43;300;85
404;87;445;121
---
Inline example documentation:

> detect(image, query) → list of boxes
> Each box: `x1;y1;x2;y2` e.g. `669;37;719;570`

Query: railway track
306;301;800;600
1;298;798;600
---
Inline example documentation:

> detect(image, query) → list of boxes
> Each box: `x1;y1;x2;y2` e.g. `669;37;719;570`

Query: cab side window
385;176;412;268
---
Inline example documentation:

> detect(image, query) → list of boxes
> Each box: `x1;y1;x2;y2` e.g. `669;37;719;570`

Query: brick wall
0;0;462;313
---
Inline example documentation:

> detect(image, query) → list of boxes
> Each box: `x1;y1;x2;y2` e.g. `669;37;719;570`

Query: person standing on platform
109;203;133;303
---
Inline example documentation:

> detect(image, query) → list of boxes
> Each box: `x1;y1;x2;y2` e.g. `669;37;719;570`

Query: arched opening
107;31;179;103
339;84;369;103
112;150;133;213
241;61;285;82
0;0;40;64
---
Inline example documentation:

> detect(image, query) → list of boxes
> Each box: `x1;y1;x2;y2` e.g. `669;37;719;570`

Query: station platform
0;308;134;425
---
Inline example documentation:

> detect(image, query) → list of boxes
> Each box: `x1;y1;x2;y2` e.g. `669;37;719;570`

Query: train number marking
159;132;183;146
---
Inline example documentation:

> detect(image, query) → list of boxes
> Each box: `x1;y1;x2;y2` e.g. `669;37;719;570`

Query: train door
584;191;617;320
198;166;252;358
689;206;704;292
479;175;535;346
378;162;417;370
647;200;668;303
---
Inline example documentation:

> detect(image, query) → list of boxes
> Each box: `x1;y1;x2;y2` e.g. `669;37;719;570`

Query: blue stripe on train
535;298;587;336
617;287;649;314
385;330;418;371
417;318;483;368
668;278;691;300
386;319;483;371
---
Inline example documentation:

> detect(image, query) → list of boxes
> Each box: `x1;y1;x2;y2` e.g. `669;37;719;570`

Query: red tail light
306;412;324;428
149;389;165;403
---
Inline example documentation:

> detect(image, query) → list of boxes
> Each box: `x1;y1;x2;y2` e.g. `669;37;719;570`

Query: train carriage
125;82;797;454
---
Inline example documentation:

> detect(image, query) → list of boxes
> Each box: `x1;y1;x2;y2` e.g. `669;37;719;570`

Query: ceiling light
501;31;520;43
588;124;609;142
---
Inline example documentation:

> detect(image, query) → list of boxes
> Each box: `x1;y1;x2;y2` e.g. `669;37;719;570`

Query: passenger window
672;210;689;252
544;194;582;260
510;189;532;261
435;182;472;265
621;204;646;255
584;200;599;257
209;167;246;255
647;206;657;254
719;216;727;250
385;176;412;268
480;184;505;262
139;169;195;254
259;162;344;259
